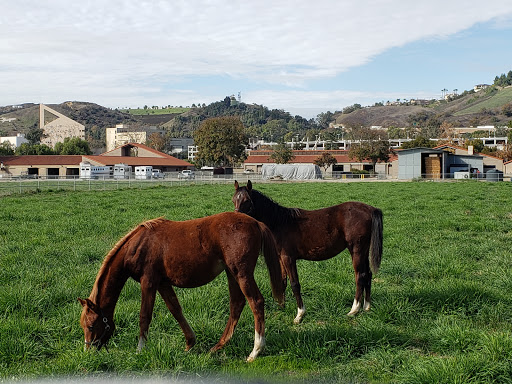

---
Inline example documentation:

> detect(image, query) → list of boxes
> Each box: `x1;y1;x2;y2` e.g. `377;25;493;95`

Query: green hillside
454;86;512;116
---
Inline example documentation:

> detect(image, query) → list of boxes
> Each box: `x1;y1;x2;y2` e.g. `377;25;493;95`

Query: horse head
78;298;115;351
233;180;255;216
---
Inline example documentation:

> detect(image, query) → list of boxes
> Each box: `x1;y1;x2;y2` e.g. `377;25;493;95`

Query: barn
397;147;485;180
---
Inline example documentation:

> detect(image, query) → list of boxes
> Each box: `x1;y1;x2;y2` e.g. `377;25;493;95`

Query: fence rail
1;172;510;197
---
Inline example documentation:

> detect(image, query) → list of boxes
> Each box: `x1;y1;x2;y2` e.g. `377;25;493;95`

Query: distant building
40;104;85;148
0;133;29;148
0;142;192;179
105;124;165;152
474;84;490;92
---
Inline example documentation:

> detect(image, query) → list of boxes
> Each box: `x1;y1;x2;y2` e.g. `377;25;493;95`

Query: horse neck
90;253;129;317
252;190;293;229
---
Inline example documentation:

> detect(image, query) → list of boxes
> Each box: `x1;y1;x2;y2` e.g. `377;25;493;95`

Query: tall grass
1;181;511;383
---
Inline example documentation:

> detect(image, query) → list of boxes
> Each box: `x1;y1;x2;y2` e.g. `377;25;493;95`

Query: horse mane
251;189;301;229
89;217;166;302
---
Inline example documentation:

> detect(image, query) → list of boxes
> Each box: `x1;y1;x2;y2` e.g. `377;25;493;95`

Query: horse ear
78;298;87;307
247;180;252;191
78;298;98;311
234;180;239;190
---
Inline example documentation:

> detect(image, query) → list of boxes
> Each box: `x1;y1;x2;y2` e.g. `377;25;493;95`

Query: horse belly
166;257;226;288
293;222;346;261
302;243;345;261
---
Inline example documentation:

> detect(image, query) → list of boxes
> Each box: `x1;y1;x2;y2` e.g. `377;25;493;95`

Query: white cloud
1;0;512;113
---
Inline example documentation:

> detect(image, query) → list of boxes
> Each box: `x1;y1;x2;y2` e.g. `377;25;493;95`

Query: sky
1;1;512;119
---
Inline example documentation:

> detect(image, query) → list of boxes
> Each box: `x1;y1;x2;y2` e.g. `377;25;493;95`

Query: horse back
275;201;377;261
122;212;263;288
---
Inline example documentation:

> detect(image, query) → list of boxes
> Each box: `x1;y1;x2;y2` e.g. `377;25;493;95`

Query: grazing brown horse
232;180;383;323
78;212;285;362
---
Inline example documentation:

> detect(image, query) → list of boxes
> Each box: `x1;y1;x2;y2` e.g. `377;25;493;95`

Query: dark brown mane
250;189;301;230
90;217;167;302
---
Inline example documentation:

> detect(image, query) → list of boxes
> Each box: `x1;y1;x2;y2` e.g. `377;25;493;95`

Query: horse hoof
184;337;196;352
246;356;256;363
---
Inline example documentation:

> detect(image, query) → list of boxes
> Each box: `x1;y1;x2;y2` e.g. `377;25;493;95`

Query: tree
465;139;485;153
348;140;392;174
269;142;295;164
26;126;44;144
54;137;92;155
400;136;435;149
0;141;15;155
193;117;248;167
313;152;337;172
502;103;512;117
146;132;166;152
316;111;334;129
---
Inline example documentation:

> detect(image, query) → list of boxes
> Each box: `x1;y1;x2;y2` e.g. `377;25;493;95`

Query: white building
105;124;148;152
0;133;29;148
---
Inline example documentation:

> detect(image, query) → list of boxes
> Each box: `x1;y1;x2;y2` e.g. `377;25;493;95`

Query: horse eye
88;326;94;331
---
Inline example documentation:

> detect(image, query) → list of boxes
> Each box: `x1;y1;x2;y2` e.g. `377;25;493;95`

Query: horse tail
257;221;286;306
370;208;383;274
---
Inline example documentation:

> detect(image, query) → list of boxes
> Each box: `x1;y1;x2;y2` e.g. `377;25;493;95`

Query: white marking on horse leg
136;336;146;352
293;306;306;324
363;299;371;312
347;299;361;316
246;331;265;362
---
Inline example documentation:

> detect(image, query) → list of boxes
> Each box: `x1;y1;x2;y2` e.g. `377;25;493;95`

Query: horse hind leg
210;271;247;354
158;284;196;351
235;274;265;362
347;247;372;317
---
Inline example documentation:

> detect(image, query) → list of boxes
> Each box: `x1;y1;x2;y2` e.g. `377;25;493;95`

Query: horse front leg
282;254;305;324
158;284;196;351
138;277;157;351
210;271;246;354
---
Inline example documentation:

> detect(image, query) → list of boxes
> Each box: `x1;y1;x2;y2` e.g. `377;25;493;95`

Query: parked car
151;169;164;178
178;170;195;179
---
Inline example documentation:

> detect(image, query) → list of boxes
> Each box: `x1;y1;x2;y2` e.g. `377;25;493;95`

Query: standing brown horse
232;180;383;324
78;211;285;362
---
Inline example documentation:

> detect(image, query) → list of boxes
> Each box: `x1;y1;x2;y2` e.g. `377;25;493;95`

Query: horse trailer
113;163;132;179
79;162;112;179
135;166;153;179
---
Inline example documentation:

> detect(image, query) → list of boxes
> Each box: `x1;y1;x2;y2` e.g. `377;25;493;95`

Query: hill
334;86;512;128
1;85;511;148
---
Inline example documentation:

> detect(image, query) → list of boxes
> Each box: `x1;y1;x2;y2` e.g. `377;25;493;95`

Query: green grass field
1;181;512;383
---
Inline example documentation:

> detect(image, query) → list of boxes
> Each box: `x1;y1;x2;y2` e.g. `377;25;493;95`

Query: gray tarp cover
261;164;322;180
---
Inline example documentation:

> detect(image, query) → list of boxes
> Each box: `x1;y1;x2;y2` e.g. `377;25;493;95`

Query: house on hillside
0;143;192;179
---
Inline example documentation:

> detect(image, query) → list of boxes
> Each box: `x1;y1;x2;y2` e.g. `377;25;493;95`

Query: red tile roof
0;155;83;166
84;155;190;167
0;143;191;168
100;142;171;158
